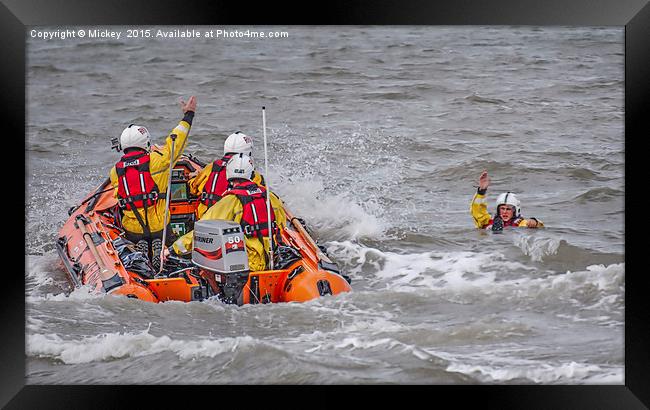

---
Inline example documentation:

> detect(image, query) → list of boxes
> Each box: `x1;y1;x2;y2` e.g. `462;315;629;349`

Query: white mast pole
262;107;274;270
159;134;177;274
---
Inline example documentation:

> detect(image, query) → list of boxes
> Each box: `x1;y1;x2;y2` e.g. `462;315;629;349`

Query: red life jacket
200;154;232;207
222;180;279;238
115;151;160;211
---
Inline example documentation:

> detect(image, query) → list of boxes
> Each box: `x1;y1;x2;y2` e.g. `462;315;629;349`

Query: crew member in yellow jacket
169;153;286;271
110;95;197;270
188;131;267;219
470;170;543;231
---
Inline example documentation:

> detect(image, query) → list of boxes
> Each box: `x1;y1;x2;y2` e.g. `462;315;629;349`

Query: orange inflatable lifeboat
55;150;352;305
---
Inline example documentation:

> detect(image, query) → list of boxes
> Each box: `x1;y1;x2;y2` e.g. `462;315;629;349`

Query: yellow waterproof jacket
172;190;287;271
110;116;192;235
470;191;544;229
189;165;266;219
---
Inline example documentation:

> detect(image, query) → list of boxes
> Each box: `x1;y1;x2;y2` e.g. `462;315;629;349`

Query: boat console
168;160;199;238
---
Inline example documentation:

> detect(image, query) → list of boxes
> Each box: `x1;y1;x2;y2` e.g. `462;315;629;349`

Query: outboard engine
192;220;249;305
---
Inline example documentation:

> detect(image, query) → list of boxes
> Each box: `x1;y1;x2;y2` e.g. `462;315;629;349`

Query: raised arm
470;170;492;229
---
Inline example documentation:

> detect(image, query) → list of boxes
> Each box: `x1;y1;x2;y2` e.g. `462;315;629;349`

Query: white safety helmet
226;153;255;181
120;124;151;151
495;192;521;216
223;131;253;156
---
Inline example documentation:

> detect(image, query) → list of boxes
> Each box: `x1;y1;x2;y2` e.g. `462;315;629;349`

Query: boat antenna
159;133;177;274
262;106;274;270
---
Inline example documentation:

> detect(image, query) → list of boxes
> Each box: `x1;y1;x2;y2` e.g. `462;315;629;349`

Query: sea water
26;26;623;384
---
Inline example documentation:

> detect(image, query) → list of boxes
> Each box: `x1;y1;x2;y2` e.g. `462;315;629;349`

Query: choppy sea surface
26;26;624;384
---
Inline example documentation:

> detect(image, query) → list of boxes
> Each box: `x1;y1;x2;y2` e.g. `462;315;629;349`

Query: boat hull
56;152;352;304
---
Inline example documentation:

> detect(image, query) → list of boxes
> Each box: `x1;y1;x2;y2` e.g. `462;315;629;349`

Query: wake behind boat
55;148;352;305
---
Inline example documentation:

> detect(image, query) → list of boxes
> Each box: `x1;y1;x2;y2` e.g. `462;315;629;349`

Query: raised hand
478;170;490;190
180;95;197;113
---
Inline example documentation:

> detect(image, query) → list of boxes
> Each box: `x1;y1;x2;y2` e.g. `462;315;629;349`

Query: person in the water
470;170;543;231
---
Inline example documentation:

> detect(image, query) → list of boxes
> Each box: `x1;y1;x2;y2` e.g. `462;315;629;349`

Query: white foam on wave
549;263;625;312
295;320;446;365
326;240;534;291
325;241;624;312
277;177;386;241
435;346;622;384
27;324;260;364
26;285;101;304
27;316;46;332
26;254;59;287
549;263;624;289
305;332;439;364
513;234;562;262
583;264;625;291
447;360;613;384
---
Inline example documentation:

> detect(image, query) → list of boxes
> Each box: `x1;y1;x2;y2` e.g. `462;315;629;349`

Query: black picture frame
7;0;648;408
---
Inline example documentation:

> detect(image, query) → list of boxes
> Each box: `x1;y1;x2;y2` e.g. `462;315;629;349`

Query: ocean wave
457;262;625;312
565;167;611;181
325;240;623;308
512;235;622;268
144;57;167;64
573;187;623;203
289;90;327;98
143;90;181;98
29;64;68;74
464;93;507;105
278;178;387;242
434;159;520;180
512;235;562;262
26;285;101;304
571;79;623;90
75;40;124;49
83;72;112;81
400;318;533;345
26;254;76;297
27;326;259;364
325;240;535;291
434;159;616;186
359;91;419;101
443;354;616;384
292;68;357;79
